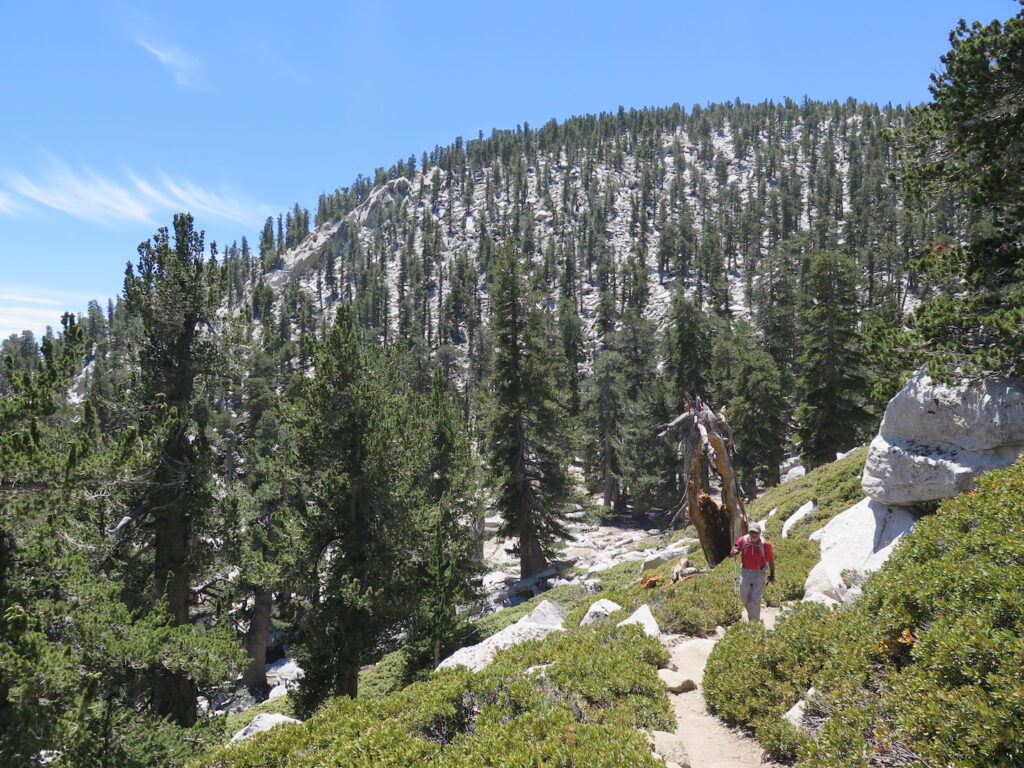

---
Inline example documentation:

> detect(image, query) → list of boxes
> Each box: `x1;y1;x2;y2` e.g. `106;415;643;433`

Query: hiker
729;525;775;622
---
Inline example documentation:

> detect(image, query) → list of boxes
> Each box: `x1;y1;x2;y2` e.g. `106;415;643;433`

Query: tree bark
242;587;273;690
664;400;748;567
519;512;548;581
152;496;197;727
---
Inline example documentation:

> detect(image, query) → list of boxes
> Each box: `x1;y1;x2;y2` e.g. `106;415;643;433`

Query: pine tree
0;316;241;767
902;7;1024;377
795;251;872;469
290;306;426;712
723;321;788;493
666;286;712;408
582;345;628;509
408;369;482;668
122;213;222;727
484;242;571;579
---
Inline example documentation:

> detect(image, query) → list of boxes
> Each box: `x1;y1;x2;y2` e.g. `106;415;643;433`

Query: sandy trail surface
662;607;782;768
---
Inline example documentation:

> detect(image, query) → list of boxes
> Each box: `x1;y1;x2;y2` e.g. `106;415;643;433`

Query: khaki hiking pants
740;568;767;622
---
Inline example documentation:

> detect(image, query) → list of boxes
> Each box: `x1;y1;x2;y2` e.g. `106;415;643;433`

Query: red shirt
735;535;773;570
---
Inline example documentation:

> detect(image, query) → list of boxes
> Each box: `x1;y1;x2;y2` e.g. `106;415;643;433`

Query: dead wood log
662;398;748;567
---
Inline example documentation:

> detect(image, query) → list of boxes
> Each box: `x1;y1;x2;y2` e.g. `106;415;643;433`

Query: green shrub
358;647;415;700
748;447;868;543
484;623;672;731
653;572;741;635
705;457;1024;768
195;621;673;768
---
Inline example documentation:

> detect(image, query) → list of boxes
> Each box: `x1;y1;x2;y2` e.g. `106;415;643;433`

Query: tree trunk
242;587;273;690
519;514;547;581
664;400;748;567
152;499;197;727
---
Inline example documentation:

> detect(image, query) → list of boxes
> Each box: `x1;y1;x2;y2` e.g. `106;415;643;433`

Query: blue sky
0;0;1015;338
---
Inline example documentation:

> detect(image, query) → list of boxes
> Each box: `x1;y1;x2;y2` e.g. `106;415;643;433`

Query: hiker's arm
767;543;776;580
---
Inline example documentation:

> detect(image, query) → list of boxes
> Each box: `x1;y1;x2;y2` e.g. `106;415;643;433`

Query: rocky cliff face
862;370;1024;505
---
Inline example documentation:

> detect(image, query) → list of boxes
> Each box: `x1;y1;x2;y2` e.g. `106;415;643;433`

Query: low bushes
653;572;742;635
702;457;1024;767
195;623;672;768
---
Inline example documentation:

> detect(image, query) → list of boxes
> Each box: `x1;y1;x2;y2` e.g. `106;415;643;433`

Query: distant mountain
226;99;952;359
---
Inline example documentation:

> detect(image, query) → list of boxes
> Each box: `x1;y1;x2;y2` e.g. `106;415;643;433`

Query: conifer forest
2;6;1023;767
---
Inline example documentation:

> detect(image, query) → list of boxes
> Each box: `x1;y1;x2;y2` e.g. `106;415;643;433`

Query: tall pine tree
485;242;571;579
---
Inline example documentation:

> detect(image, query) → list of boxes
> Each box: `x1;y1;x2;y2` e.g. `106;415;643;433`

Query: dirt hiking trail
662;607;783;768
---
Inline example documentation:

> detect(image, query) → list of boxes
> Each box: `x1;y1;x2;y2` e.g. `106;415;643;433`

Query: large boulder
648;730;692;768
640;550;678;573
781;500;817;539
579;598;623;626
230;713;302;743
803;497;919;603
437;600;565;672
862;371;1024;505
616;604;661;638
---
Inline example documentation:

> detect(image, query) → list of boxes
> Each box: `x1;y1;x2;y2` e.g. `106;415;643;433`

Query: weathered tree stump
660;398;748;567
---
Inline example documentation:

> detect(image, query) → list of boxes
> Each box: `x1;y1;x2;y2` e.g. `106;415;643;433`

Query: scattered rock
782;465;806;483
782;500;817;539
862;370;1024;505
265;658;304;687
438;600;566;672
617;604;660;638
522;599;567;628
783;688;817;733
266;684;288;701
648;730;692;768
641;550;679;573
229;713;302;743
657;669;697;693
580;598;622;626
803;497;919;603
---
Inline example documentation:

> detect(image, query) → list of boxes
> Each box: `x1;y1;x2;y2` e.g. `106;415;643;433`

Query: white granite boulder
265;658;304;687
657;669;697;693
803;497;919;603
437;600;565;672
616;604;661;638
783;688;817;734
648;730;691;768
862;371;1024;505
782;465;806;483
640;550;677;573
230;713;302;743
782;500;817;539
579;598;623;626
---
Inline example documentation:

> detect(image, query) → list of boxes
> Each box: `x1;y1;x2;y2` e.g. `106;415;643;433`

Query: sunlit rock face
862;370;1024;505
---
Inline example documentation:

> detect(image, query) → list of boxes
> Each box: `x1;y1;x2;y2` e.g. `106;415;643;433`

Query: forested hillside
3;3;1023;762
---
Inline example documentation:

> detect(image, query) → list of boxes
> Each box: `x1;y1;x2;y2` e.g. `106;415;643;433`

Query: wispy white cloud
0;305;70;339
9;160;152;223
2;158;272;227
0;189;24;215
137;38;201;87
0;294;62;306
0;284;107;339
